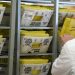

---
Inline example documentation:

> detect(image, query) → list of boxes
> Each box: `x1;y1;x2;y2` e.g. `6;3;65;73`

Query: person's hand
60;34;74;45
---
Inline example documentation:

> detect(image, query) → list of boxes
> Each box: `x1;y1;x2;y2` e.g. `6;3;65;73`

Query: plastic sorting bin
0;35;6;54
0;3;11;26
0;4;5;24
0;58;7;64
20;30;53;53
60;18;75;37
20;58;51;75
59;7;75;26
0;58;8;75
21;5;53;27
0;30;9;54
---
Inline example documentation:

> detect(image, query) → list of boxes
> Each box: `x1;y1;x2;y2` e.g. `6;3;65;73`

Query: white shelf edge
0;1;54;6
20;53;53;56
59;2;75;5
0;1;11;3
0;0;52;4
0;26;10;29
1;1;75;6
20;27;53;29
21;0;52;4
0;55;8;58
21;2;54;6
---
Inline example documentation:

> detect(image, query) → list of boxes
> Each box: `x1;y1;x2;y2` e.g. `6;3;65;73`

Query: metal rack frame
15;0;75;75
15;0;21;75
0;0;16;75
9;0;75;75
1;0;75;75
8;0;16;75
15;0;59;75
52;0;59;60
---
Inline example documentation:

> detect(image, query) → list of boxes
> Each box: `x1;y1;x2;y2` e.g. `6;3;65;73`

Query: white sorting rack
15;0;59;75
0;0;16;75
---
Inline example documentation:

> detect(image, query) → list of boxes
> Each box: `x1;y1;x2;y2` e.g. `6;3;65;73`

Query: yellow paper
20;58;48;64
31;70;40;75
60;18;71;36
0;4;3;7
20;30;49;37
60;18;75;37
21;4;52;10
0;35;3;38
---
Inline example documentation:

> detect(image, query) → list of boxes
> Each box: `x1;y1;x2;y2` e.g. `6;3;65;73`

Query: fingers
59;34;74;44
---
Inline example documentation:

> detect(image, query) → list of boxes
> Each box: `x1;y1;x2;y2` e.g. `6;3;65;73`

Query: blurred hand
60;34;74;45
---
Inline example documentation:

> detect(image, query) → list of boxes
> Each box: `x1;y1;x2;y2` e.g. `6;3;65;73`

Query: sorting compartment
21;4;53;27
20;58;51;75
0;58;8;75
59;7;75;26
0;4;5;24
0;2;11;26
0;30;9;54
0;35;6;54
20;30;52;53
